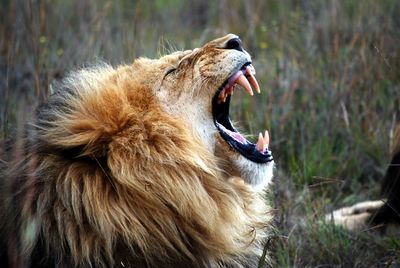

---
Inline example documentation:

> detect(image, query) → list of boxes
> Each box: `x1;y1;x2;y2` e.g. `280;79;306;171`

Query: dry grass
1;0;400;266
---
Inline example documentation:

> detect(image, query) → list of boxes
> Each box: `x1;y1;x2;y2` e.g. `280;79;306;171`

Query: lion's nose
224;37;243;52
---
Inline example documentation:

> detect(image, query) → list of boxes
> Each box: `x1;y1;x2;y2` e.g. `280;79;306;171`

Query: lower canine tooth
264;130;270;146
256;132;266;153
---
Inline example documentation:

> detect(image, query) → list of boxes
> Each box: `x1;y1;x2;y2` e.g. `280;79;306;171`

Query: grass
1;0;400;266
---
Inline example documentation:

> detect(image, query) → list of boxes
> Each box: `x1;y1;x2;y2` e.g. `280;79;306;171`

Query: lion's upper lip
212;63;273;164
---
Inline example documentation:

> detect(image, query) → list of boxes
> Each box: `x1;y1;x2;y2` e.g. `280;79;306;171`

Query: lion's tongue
216;122;247;144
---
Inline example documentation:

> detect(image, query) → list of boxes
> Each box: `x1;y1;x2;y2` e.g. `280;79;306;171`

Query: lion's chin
234;157;274;191
215;140;274;191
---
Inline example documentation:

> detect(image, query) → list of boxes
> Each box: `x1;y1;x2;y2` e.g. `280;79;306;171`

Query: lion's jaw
148;34;274;189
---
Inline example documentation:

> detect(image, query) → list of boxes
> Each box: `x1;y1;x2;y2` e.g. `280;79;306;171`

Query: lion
0;34;274;267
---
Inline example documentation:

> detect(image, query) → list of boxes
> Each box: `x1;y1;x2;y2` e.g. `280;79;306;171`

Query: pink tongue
216;123;247;144
231;132;247;144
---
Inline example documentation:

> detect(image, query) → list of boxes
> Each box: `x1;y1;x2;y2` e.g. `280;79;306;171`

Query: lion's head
1;34;274;267
130;34;274;189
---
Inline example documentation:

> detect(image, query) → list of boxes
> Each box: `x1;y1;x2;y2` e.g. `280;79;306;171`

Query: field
1;0;400;266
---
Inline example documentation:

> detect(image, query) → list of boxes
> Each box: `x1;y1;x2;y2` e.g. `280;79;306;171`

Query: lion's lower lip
212;64;273;164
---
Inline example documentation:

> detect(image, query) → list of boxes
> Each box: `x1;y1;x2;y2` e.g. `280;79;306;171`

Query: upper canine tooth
236;74;254;96
245;66;260;94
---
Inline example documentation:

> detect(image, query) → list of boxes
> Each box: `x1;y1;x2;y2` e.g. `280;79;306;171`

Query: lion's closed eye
164;67;177;77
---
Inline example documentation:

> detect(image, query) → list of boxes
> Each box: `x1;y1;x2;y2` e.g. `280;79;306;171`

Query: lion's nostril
225;38;243;52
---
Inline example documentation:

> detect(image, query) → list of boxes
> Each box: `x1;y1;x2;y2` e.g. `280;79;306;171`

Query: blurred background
1;0;399;266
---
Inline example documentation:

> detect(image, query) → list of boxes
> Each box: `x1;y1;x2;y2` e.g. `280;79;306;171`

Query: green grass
1;0;400;266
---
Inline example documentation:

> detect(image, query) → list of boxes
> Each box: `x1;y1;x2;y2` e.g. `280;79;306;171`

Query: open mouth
212;63;273;164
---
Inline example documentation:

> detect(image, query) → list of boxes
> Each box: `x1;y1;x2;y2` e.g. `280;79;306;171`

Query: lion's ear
160;50;193;64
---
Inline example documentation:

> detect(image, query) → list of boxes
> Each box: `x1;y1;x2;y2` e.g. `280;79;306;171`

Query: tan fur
0;34;273;267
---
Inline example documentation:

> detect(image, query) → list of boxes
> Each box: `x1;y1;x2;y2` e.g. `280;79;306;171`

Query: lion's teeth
245;66;260;94
236;74;254;96
218;89;226;104
256;130;270;153
256;132;266;153
226;86;234;96
264;130;269;146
